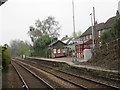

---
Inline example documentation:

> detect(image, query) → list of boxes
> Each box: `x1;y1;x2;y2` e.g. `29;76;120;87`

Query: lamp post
90;13;95;48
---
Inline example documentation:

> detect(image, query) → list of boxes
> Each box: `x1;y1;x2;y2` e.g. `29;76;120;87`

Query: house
75;11;120;59
48;40;67;58
79;23;105;43
75;23;105;58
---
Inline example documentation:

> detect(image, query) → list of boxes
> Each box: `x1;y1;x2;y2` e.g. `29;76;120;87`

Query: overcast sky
0;0;120;45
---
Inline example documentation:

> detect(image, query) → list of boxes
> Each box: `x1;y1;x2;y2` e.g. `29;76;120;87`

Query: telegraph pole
93;7;96;26
72;0;76;39
93;7;96;47
90;13;95;48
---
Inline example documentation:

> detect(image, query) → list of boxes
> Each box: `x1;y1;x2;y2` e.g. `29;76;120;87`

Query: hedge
2;46;11;69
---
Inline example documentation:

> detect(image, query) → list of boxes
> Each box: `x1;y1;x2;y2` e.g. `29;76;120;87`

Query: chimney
65;35;68;37
116;10;119;16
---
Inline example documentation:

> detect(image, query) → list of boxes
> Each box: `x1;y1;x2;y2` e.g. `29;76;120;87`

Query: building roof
0;0;7;6
61;35;70;41
48;40;67;47
80;23;105;37
79;14;120;38
62;38;73;44
104;16;119;29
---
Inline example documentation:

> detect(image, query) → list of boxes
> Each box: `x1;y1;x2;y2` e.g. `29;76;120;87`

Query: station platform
27;57;119;74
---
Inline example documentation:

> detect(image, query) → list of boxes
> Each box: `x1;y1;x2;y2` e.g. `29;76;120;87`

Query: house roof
80;23;105;37
61;35;71;41
79;14;120;38
62;38;73;44
0;0;7;6
104;16;120;29
48;40;67;47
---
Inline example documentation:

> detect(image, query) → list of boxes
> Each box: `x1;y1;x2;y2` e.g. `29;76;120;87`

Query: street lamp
90;13;95;48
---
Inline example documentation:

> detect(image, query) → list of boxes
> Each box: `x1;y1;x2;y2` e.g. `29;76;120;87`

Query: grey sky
0;0;120;45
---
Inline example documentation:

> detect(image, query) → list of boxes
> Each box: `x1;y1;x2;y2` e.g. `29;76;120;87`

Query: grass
49;67;61;72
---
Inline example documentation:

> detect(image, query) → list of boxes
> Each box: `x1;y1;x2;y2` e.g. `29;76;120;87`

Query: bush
2;47;11;69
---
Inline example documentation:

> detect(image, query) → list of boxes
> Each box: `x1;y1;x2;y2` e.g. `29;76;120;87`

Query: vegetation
88;18;120;70
32;35;51;57
8;17;60;58
100;18;120;44
68;49;75;54
28;16;61;43
2;46;11;70
28;16;61;57
8;40;31;57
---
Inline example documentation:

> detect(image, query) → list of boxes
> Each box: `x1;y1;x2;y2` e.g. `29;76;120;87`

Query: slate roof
80;23;105;37
48;40;67;47
62;38;73;44
80;15;120;37
104;16;120;29
0;0;7;6
61;36;70;41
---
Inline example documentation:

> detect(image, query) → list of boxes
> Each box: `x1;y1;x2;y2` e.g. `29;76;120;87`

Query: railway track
38;64;120;89
13;60;88;89
12;61;55;90
12;63;29;90
20;59;120;89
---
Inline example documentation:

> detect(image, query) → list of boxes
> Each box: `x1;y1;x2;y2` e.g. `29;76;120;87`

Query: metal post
72;0;76;39
90;13;95;48
93;7;96;26
93;7;96;46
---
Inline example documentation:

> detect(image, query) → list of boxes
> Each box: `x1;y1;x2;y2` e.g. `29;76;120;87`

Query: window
86;35;89;40
53;49;56;54
84;36;86;40
57;49;61;53
88;35;89;39
89;34;92;39
98;30;101;36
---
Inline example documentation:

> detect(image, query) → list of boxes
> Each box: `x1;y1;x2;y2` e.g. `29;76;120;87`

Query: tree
8;40;31;57
32;35;51;57
100;18;120;44
28;16;61;43
100;29;111;44
111;18;120;39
